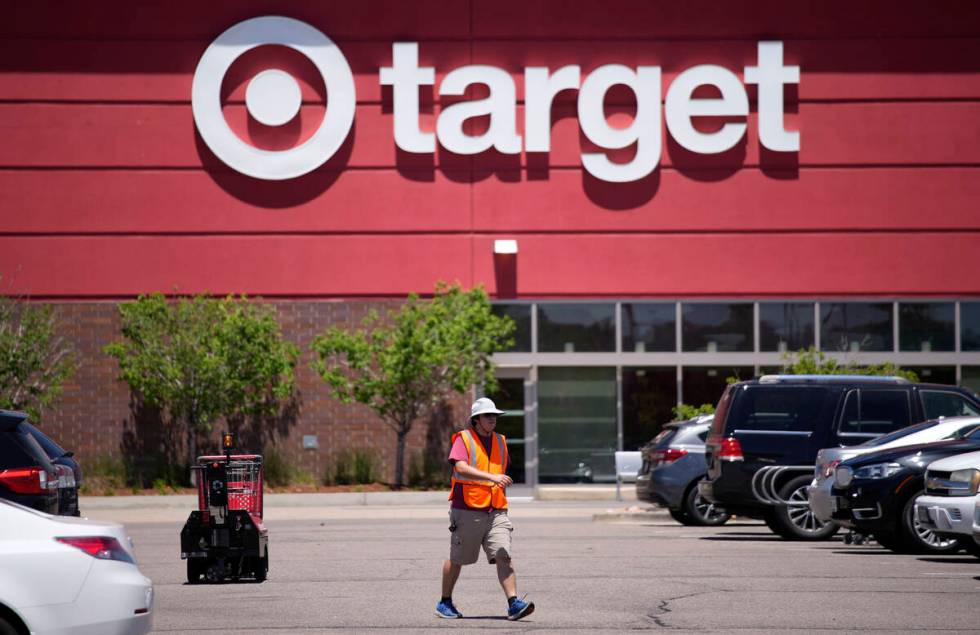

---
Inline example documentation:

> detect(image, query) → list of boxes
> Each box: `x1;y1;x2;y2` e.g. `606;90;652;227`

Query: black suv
699;375;980;540
0;411;59;514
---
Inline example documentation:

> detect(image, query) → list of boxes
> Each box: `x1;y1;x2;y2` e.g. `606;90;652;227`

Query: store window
538;367;617;483
622;368;677;450
622;303;675;352
961;303;980;351
759;302;814;352
904;366;956;386
899;303;954;352
681;366;753;409
538;303;615;352
681;303;753;352
961;366;980;394
820;302;893;352
491;303;532;352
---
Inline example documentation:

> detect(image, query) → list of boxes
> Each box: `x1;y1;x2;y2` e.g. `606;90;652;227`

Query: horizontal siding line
2;163;980;171
5;97;980;106
4;34;980;44
3;229;980;238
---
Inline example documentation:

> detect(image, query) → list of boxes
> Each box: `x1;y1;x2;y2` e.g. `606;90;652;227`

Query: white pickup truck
914;449;980;558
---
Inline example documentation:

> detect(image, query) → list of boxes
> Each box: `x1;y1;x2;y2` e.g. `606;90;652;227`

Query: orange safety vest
449;427;509;509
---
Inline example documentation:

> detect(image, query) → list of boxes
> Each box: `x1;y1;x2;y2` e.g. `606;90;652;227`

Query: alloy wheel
785;485;828;534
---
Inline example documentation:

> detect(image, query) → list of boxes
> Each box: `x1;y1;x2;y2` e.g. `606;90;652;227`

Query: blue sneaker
507;596;535;621
435;600;462;619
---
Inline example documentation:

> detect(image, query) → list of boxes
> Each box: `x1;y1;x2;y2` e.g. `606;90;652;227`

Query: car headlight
947;468;980;496
834;465;853;488
853;462;904;480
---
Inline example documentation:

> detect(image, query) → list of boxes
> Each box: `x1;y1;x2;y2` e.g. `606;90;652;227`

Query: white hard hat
471;397;505;418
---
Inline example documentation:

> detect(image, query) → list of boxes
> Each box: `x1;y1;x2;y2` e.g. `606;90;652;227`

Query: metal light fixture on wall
493;240;518;299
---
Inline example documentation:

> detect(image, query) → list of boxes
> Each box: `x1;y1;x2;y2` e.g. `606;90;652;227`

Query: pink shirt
448;436;471;463
448;430;498;510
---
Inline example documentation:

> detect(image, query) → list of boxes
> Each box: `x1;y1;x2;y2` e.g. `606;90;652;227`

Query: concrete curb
591;507;670;522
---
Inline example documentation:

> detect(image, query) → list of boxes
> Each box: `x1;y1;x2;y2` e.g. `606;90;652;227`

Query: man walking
436;397;535;621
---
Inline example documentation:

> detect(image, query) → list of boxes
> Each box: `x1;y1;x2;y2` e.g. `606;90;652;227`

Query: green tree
671;403;716;421
311;283;514;488
105;293;298;479
780;346;918;381
0;297;75;422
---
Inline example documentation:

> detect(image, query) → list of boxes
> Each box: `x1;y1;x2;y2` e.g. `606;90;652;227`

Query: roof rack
757;374;910;385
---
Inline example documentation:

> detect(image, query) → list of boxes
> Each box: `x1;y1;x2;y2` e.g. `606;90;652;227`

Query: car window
0;427;47;468
920;390;980;419
728;386;832;432
949;423;980;439
697;430;709;442
839;389;911;436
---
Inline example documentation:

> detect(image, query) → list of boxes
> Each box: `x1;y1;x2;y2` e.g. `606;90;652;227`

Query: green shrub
326;449;379;485
407;451;450;489
262;444;295;488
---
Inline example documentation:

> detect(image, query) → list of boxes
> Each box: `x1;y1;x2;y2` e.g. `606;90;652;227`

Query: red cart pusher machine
180;434;268;583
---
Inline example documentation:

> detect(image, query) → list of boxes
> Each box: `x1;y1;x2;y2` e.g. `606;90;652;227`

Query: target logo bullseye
191;16;356;180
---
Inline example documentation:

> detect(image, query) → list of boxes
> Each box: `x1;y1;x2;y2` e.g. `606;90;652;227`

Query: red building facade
3;1;980;483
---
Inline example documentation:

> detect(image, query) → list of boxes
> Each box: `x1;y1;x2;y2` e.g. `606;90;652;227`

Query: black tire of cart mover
181;510;267;581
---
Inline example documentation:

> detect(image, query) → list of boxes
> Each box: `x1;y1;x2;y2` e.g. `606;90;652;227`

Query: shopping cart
180;433;268;583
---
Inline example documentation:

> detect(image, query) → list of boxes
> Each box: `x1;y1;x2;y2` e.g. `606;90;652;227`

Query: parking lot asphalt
99;498;980;634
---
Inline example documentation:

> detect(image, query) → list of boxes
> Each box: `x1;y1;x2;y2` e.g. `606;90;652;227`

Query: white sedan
0;499;153;635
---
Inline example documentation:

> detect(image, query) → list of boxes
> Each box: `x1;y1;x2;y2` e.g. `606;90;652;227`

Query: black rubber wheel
890;492;961;554
682;484;731;527
767;475;839;541
873;530;904;552
960;538;980;559
668;508;693;525
0;615;21;635
186;558;205;584
255;546;268;582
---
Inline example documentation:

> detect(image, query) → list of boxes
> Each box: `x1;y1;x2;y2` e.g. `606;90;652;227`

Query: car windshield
965;426;980;441
860;420;940;447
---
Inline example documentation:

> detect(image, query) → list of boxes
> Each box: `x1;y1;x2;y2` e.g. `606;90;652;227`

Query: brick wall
39;300;470;484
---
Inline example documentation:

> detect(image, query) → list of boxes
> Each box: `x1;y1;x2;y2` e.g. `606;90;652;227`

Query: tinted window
839;389;910;435
759;302;814;352
22;422;66;459
538;304;615;352
899;303;954;352
622;303;675;352
491;304;532;352
920;390;980;419
728;386;833;432
0;427;46;468
820;302;893;352
682;303;753;352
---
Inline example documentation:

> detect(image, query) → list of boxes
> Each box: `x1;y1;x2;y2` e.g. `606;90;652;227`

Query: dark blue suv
699;375;980;540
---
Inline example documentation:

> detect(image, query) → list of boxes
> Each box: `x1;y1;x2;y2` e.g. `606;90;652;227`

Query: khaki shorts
448;508;513;565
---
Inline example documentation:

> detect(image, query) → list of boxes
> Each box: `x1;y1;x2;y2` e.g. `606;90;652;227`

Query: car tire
0;615;21;635
668;508;692;525
187;558;205;584
884;492;961;555
960;539;980;559
682;484;731;527
767;475;839;541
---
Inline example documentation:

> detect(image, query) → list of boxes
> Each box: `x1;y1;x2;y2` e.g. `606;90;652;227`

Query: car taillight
0;467;48;494
650;448;688;466
56;536;135;564
717;437;744;462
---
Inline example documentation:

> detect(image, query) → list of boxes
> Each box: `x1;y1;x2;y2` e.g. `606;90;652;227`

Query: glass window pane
538;304;615;352
920;390;980;419
962;303;980;351
759;302;814;352
622;303;675;352
899;303;954;352
903;366;956;386
962;366;980;394
681;303;753;352
491;304;531;352
820;302;893;352
538;367;617;483
845;389;911;435
681;366;754;409
486;378;526;483
622;368;677;450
